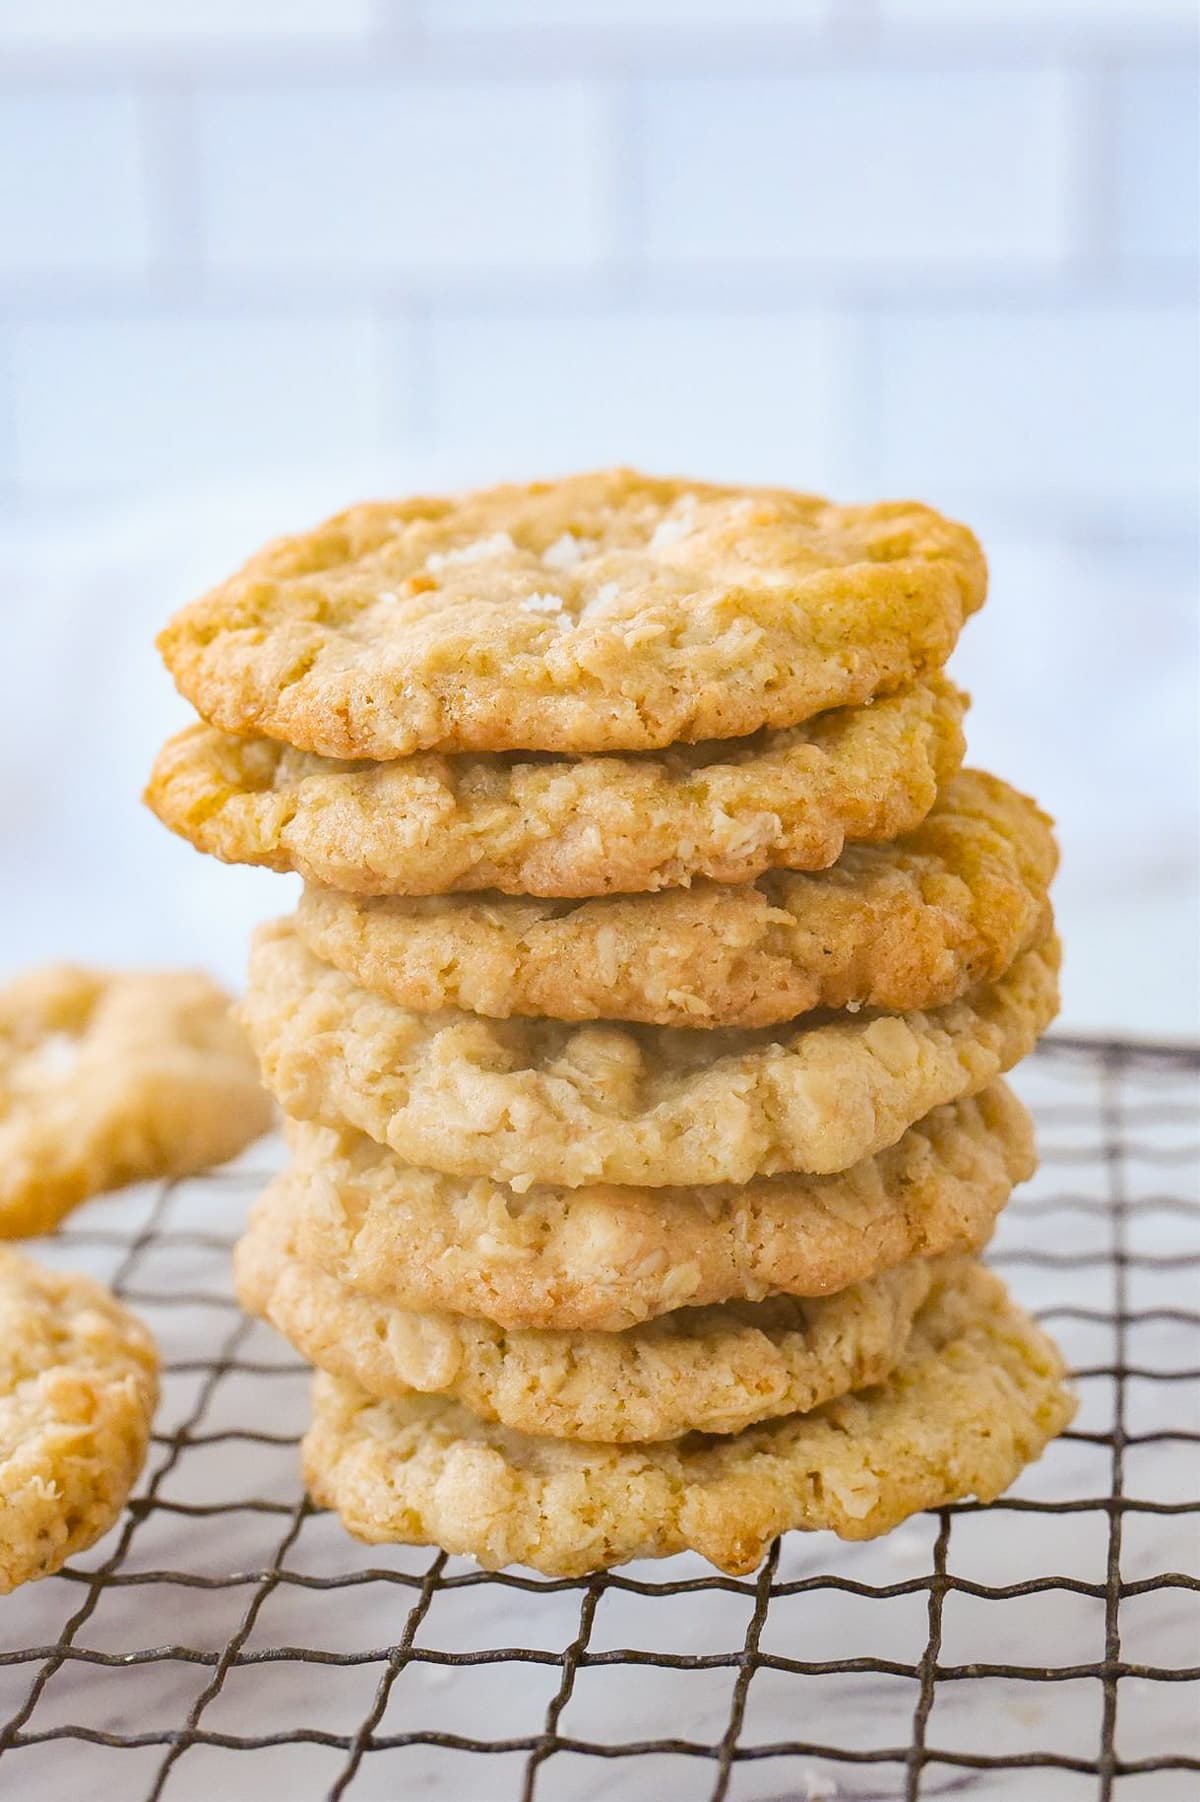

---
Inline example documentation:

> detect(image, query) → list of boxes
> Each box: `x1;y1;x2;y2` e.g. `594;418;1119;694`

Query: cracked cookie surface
237;1192;941;1441
244;920;1058;1188
269;1085;1031;1331
302;1264;1075;1576
157;469;986;759
294;768;1055;1026
146;678;966;899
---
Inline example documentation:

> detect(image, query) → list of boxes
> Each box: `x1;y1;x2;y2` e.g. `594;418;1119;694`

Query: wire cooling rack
0;1038;1196;1802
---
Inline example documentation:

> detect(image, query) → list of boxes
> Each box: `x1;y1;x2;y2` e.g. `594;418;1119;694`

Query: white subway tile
0;0;373;47
642;71;1077;273
953;525;1198;1034
7;312;389;490
0;360;11;488
880;0;1197;25
196;82;614;277
869;306;1198;509
1116;68;1199;265
423;0;828;28
953;529;1197;882
0;91;150;276
425;309;848;489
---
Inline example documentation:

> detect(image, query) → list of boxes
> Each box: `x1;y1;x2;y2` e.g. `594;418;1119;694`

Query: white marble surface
0;1047;1196;1801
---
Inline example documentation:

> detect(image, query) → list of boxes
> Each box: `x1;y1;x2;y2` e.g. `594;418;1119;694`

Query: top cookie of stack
155;468;985;759
148;470;983;901
146;468;1072;1577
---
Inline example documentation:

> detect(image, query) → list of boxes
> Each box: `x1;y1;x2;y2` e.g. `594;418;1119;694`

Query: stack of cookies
146;470;1076;1577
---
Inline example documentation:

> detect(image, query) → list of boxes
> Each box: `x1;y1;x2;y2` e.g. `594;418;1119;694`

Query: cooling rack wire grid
0;1036;1196;1802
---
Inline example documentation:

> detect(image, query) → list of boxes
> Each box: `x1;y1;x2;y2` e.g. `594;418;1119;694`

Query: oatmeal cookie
272;1085;1031;1331
243;920;1058;1187
146;678;966;899
157;470;986;758
294;769;1055;1025
0;1248;158;1590
0;964;272;1235
302;1264;1075;1576
237;1194;940;1442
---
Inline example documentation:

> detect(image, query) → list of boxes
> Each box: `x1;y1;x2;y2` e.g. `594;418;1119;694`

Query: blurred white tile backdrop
0;91;151;276
640;71;1077;272
0;0;1195;1036
195;81;617;277
0;0;376;46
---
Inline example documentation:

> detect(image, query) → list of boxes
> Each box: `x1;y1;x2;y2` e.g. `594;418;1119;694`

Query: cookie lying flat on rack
0;963;272;1235
146;679;966;900
243;920;1058;1188
157;469;986;759
0;1248;158;1590
270;1086;1031;1331
302;1264;1075;1577
295;769;1056;1027
237;1191;941;1441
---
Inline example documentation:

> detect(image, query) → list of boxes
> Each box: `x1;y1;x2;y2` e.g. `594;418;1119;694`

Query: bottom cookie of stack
297;1264;1074;1577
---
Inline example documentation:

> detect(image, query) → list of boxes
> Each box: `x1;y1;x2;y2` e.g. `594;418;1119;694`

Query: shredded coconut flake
621;621;668;647
426;531;515;572
542;532;595;570
581;580;622;619
520;591;566;616
650;495;697;551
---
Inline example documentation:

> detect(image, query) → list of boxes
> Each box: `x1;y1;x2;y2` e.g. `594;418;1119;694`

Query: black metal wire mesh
0;1036;1196;1802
